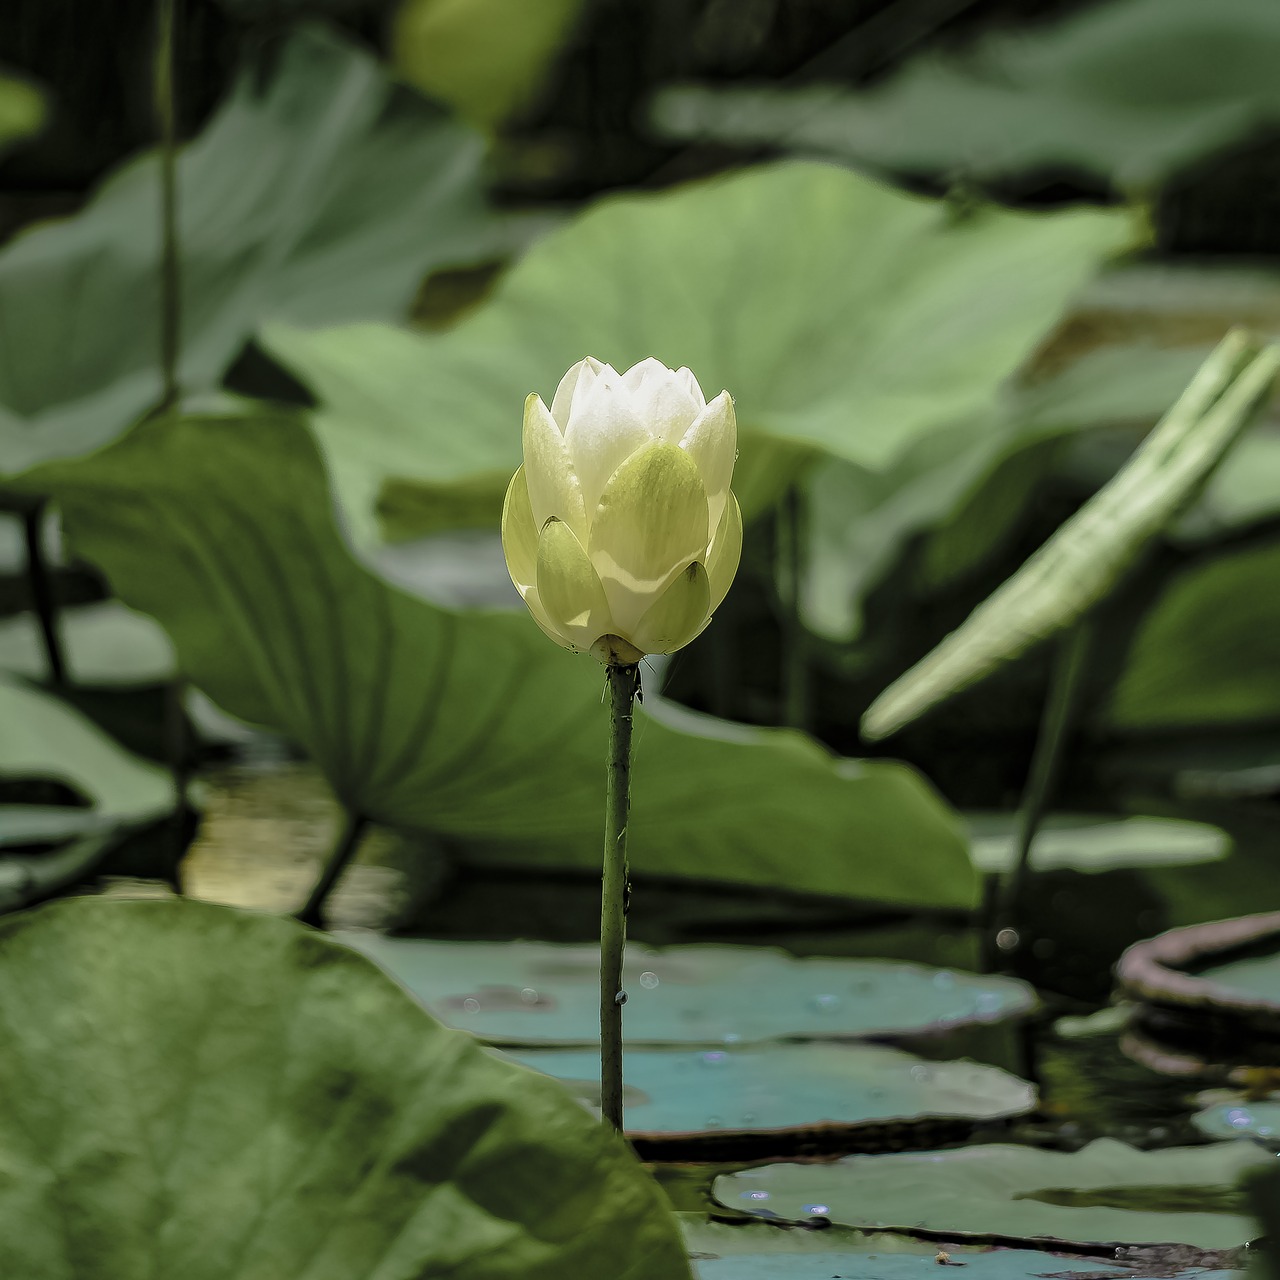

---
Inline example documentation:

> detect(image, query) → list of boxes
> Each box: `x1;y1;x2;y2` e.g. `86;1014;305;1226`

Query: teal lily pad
505;1042;1034;1139
0;896;690;1278
1194;1096;1280;1146
965;813;1230;874
0;26;505;477
339;937;1035;1046
714;1139;1271;1249
682;1220;1242;1280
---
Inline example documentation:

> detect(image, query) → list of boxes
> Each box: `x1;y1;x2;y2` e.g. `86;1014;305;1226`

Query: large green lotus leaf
505;1043;1033;1139
1105;540;1280;730
650;0;1280;190
263;161;1131;542
0;896;689;1278
0;25;505;478
25;411;976;910
338;938;1033;1046
714;1139;1271;1249
0;675;172;842
682;1221;1236;1280
965;813;1229;874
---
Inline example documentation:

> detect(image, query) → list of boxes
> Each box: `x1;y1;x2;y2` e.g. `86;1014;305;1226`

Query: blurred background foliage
1;0;1279;981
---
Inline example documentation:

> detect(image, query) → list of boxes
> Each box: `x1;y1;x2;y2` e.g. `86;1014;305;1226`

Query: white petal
563;374;652;515
549;357;605;432
620;356;670;393
679;390;736;525
523;393;587;541
675;366;707;411
630;368;703;445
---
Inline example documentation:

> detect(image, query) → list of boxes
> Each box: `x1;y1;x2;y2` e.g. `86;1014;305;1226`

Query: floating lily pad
1194;1096;1280;1146
338;937;1035;1046
714;1139;1270;1249
0;896;690;1278
965;813;1230;875
505;1043;1033;1145
682;1220;1242;1280
1117;912;1280;1041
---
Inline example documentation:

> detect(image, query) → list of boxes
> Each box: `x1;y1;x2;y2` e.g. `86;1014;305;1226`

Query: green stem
600;661;639;1132
297;809;369;928
775;485;808;730
22;501;66;687
992;620;1093;959
154;0;180;411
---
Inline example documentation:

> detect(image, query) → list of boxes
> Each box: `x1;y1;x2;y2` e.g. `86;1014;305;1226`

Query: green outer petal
589;442;710;635
536;518;614;652
500;465;539;592
705;490;743;610
679;390;736;530
523;393;587;541
629;562;712;654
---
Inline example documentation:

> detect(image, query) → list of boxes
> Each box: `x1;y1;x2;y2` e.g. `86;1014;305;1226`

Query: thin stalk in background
990;619;1094;964
22;500;66;687
154;0;181;411
297;810;370;928
599;661;639;1132
775;484;808;730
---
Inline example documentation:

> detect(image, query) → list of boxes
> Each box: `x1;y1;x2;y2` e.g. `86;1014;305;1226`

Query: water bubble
1258;1125;1275;1137
975;992;1002;1014
615;990;628;1005
705;1115;724;1129
519;987;539;1005
701;1051;728;1067
932;970;956;991
722;1032;742;1045
1229;1108;1255;1129
741;1112;757;1124
461;997;481;1014
909;1064;934;1083
803;1204;830;1216
995;928;1020;953
809;993;842;1014
741;1190;769;1201
639;971;660;989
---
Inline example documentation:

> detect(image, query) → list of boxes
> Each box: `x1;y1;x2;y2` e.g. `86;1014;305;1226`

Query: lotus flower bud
502;356;742;664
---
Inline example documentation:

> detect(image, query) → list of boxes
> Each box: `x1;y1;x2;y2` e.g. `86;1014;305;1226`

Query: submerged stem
600;660;639;1132
297;809;369;928
154;0;181;411
22;501;66;687
775;485;808;730
993;620;1093;959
